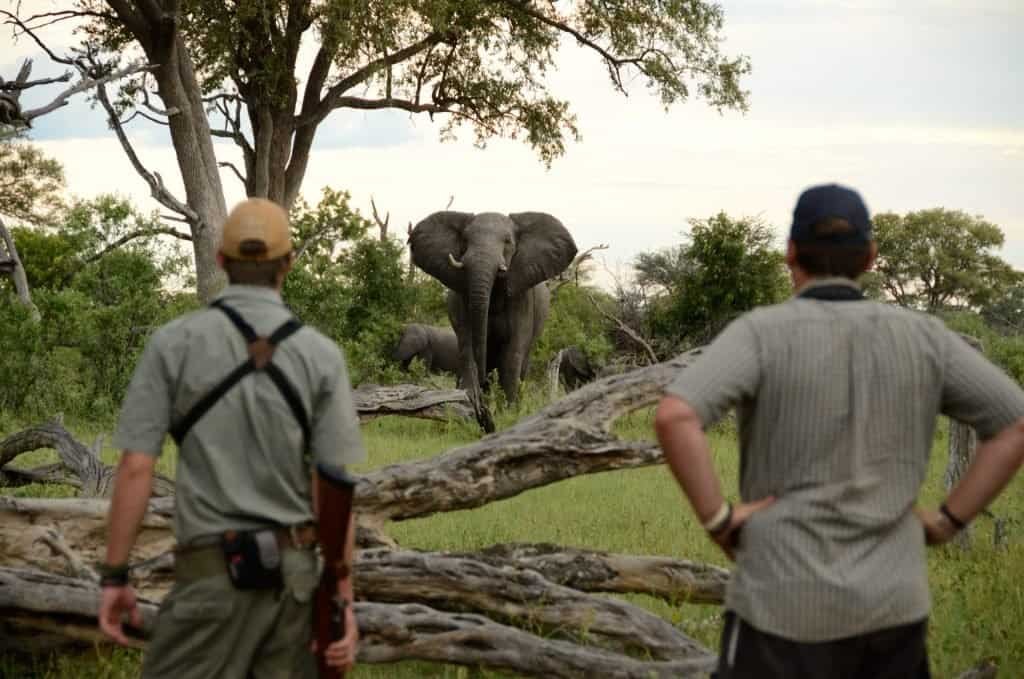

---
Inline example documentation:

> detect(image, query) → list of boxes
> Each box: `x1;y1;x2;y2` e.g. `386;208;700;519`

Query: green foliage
865;209;1021;312
636;212;789;350
981;279;1024;335
79;0;749;166
0;195;194;422
283;188;448;385
940;311;1024;385
0;138;65;224
532;283;615;378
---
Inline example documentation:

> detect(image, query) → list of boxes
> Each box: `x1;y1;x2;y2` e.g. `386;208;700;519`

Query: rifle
314;463;357;678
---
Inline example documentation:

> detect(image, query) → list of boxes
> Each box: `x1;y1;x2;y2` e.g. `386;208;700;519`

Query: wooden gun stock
314;463;357;678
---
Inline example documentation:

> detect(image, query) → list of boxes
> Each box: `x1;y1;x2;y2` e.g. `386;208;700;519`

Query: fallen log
358;602;717;679
0;422;174;497
357;349;702;522
0;496;724;606
0;566;718;677
353;384;472;422
474;542;728;605
355;548;707;660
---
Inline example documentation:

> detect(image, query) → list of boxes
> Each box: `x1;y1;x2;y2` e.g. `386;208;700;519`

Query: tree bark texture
353;384;472;422
0;421;174;498
0;215;40;320
0;567;718;677
945;334;982;550
102;2;227;303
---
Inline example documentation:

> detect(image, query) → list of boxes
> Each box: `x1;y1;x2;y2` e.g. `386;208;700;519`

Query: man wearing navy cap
654;184;1024;677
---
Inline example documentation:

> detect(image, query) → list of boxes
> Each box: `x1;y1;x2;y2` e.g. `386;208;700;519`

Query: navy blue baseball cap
790;183;872;244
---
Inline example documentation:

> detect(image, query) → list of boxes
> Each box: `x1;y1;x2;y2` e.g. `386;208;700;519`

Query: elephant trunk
467;259;498;387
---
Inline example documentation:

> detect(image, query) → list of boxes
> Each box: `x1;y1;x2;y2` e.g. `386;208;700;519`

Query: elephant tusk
448;253;465;269
498;262;508;272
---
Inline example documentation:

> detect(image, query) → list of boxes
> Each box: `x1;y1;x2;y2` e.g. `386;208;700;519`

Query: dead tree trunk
0;215;40;320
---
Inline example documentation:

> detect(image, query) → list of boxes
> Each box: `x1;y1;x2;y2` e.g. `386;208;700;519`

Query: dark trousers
713;611;931;679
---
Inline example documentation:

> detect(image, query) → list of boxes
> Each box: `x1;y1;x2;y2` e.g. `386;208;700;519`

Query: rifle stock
314;463;357;678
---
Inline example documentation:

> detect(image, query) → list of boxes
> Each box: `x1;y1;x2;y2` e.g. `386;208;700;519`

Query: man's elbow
654;396;702;437
117;451;158;482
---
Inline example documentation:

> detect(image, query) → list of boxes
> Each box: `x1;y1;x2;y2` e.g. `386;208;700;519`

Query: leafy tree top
77;0;749;169
865;208;1021;313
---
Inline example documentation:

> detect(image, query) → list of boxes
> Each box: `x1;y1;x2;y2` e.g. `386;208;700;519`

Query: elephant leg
499;348;524;405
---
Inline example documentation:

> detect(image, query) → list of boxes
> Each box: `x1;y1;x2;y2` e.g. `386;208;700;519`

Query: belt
174;524;318;582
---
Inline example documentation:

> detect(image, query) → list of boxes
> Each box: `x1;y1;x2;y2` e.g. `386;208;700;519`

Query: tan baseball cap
220;198;292;261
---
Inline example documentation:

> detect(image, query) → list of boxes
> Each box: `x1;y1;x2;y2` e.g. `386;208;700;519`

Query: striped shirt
666;277;1024;641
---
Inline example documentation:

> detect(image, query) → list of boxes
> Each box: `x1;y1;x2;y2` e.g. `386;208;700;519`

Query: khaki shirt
115;284;367;544
667;278;1024;641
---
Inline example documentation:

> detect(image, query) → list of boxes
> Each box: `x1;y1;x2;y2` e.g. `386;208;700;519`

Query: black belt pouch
221;529;284;590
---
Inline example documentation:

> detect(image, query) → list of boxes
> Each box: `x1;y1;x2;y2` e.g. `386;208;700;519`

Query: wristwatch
97;562;130;587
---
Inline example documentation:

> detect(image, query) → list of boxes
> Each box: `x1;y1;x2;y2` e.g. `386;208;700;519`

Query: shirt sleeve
310;345;367;467
940;329;1024;440
664;316;761;428
113;330;173;457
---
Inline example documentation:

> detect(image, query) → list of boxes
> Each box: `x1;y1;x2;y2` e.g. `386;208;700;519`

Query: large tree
866;209;1021;313
7;1;750;301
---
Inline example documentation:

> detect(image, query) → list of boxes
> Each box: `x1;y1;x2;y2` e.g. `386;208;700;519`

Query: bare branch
0;71;72;92
20;62;151;124
370;196;390;242
93;73;198;223
583;289;659;365
82;227;193;266
218;161;246;187
307;33;444;125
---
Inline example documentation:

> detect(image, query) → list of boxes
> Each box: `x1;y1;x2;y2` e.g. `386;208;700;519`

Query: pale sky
4;0;1023;286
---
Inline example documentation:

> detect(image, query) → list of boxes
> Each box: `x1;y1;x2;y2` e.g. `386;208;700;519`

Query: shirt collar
794;277;862;297
214;284;286;306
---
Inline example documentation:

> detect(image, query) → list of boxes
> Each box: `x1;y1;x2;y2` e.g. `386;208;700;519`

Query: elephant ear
409;211;475;291
507;212;577;296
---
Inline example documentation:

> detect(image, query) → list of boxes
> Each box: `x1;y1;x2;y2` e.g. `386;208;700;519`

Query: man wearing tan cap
98;198;366;677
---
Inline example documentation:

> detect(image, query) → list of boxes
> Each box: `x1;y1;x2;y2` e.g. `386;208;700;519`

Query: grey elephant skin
409;211;577;424
392;324;459;376
558;346;597;391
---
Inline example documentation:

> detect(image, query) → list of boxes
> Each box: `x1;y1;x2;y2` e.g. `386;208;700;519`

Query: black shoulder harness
168;300;310;448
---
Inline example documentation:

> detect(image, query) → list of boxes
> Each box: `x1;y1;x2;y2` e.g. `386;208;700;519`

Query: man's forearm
655;397;725;523
105;452;156;566
946;418;1024;523
337;512;356;602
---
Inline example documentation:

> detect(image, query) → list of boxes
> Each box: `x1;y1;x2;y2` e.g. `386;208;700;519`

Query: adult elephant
409;211;576;431
392;324;459;377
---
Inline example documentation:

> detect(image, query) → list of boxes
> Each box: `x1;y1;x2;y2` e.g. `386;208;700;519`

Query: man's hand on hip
914;507;959;546
711;496;775;561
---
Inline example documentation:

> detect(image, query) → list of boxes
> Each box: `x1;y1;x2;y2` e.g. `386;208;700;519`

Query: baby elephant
558;346;597;390
392;324;459;376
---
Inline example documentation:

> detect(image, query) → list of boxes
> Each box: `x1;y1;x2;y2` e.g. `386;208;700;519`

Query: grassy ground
2;409;1022;678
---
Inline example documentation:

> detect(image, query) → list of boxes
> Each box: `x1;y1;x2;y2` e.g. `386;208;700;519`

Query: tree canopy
0;137;65;225
866;208;1021;313
8;0;750;300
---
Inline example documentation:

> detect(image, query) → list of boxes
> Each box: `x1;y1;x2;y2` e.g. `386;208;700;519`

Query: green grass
2;412;1023;678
